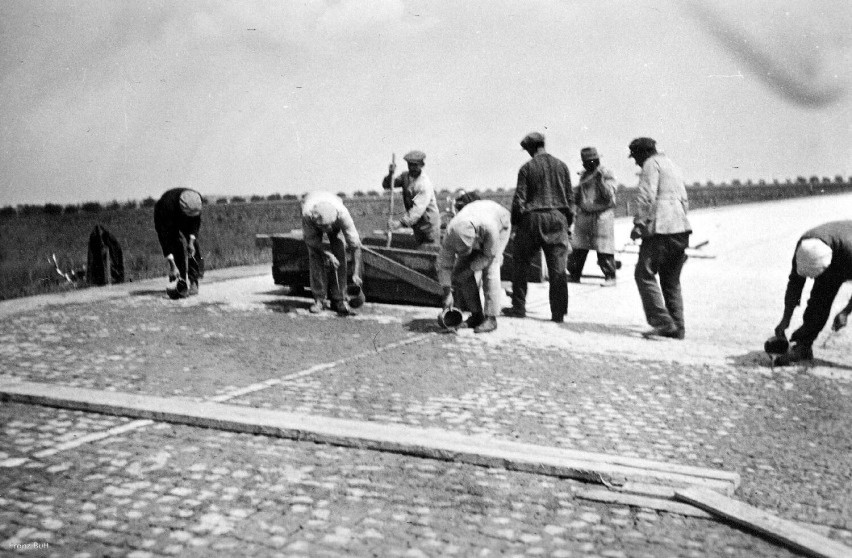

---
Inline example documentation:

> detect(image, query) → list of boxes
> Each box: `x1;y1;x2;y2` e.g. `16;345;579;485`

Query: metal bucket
438;307;463;330
167;279;189;300
346;284;366;308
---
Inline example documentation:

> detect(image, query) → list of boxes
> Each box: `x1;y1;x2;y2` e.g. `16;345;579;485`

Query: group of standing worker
439;132;693;340
151;132;850;363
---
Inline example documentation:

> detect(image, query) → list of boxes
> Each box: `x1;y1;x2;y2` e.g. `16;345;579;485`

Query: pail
764;334;789;355
438;307;463;330
346;284;366;308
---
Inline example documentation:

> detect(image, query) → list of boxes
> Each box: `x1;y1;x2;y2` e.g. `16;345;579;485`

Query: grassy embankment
2;178;850;301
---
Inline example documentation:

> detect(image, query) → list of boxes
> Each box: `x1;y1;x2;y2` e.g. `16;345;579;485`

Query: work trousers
568;249;617;280
791;273;846;347
453;228;511;317
156;228;203;284
511;210;571;318
635;232;689;332
307;232;347;303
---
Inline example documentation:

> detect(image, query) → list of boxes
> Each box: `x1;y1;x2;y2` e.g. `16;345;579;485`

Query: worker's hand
352;274;363;287
629;225;644;241
441;291;454;310
388;218;401;230
324;252;340;269
187;242;196;259
832;311;848;332
388;162;396;175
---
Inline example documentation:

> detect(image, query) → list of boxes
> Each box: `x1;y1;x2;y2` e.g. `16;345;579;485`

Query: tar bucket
167;279;189;300
346;284;366;308
438;307;463;330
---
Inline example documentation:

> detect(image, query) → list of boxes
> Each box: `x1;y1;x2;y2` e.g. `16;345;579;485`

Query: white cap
795;238;832;277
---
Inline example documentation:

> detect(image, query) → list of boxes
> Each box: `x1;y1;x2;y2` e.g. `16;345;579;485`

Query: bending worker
382;150;441;247
301;191;363;316
438;194;511;334
568;147;618;287
154;188;204;297
771;220;852;362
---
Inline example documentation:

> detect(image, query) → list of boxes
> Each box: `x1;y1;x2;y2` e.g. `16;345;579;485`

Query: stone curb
0;379;738;494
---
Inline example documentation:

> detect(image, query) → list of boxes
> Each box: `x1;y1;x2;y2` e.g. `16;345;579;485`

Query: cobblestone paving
0;297;413;399
1;273;851;556
227;334;852;533
0;403;800;558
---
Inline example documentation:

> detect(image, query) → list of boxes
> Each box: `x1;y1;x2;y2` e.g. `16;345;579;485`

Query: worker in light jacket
382;150;442;247
438;196;511;334
568;147;618;286
629;137;692;339
301;192;363;316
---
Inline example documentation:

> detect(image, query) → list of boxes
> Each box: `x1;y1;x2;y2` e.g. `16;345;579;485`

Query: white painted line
210;332;431;403
3;332;433;461
32;419;154;458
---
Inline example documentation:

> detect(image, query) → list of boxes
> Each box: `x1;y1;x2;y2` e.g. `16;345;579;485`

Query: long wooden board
2;380;737;493
361;247;442;296
675;487;851;558
576;488;712;518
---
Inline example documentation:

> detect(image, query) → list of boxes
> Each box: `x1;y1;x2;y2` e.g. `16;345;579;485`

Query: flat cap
520;132;545;149
403;150;426;163
628;137;656;157
179;189;203;217
580;147;599;161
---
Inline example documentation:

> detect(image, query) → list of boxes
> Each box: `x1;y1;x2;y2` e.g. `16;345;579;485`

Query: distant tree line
1;175;849;217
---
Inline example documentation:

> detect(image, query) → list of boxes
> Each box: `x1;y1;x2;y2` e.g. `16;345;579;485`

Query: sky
0;0;849;206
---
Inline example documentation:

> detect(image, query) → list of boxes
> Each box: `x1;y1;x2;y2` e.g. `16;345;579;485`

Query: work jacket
437;200;511;287
573;166;617;253
633;153;691;236
301;192;361;251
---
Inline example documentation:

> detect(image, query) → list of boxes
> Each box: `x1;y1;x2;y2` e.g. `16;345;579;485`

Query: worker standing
567;147;618;286
301;192;363;316
769;220;852;362
382;150;441;248
154;188;204;298
503;132;574;323
628;137;692;339
438;196;511;333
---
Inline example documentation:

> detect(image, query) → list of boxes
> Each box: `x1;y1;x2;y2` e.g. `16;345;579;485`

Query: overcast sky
1;0;849;206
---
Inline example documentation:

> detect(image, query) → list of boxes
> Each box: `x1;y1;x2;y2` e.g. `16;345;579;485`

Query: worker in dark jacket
503;132;574;322
154;188;204;298
771;220;852;361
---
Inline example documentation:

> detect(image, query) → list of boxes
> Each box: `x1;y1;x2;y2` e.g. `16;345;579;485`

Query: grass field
1;179;849;301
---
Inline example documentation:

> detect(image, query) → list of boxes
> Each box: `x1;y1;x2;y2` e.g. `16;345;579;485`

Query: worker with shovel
301;192;363;316
382;150;441;248
767;220;852;363
437;194;511;333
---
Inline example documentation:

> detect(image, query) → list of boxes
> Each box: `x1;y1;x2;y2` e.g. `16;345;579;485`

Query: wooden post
386;153;395;248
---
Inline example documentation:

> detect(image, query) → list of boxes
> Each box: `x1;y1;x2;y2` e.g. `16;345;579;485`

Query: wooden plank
1;380;738;493
576;488;712;518
675;487;851;558
362;247;442;296
485;438;740;487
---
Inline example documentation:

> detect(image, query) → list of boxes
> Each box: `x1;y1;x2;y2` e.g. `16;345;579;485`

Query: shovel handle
386;153;395;248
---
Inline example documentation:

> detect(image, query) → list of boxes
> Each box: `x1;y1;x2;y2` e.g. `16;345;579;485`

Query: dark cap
520;132;545;149
628;137;656;157
580;147;599;161
403;150;426;164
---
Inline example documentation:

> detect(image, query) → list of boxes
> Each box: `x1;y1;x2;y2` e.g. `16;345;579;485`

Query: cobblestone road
2;196;851;557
